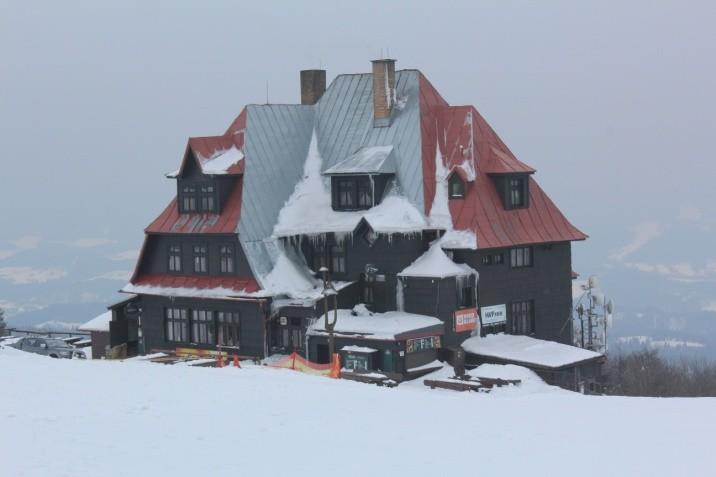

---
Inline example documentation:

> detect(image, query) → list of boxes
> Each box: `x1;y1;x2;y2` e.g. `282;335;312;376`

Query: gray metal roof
314;71;423;209
237;71;424;284
322;145;396;175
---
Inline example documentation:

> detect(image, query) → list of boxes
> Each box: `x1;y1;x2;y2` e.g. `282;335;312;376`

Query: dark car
10;337;87;359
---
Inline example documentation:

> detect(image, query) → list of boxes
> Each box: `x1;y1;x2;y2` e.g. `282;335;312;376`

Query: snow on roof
438;229;477;250
256;248;341;301
426;140;477;249
198;146;244;175
323;145;396;175
398;243;477;278
462;333;603;369
308;305;443;341
341;345;378;353
78;311;111;333
273;131;427;237
428;142;452;230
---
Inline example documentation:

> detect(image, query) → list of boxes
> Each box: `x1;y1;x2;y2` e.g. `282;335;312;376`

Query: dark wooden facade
110;62;593;387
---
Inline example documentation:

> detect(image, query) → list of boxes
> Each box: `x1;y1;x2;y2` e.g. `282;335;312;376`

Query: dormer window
491;174;530;210
337;178;356;209
324;145;395;211
449;173;465;199
357;180;373;208
181;184;197;212
508;177;527;208
332;176;375;211
199;184;216;212
178;180;218;213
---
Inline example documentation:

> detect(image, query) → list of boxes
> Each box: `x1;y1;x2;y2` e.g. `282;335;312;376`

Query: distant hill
609;308;716;361
7;303;107;330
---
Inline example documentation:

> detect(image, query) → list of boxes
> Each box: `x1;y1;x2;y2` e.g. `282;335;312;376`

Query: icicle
396;278;405;312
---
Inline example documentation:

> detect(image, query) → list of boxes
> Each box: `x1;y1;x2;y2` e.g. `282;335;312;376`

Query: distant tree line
0;307;6;336
605;349;716;397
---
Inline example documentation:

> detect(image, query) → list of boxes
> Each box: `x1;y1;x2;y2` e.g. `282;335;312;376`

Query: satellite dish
588;275;599;289
606;298;615;314
592;291;605;306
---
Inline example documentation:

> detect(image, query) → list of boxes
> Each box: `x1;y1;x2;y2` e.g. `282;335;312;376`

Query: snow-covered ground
2;346;715;477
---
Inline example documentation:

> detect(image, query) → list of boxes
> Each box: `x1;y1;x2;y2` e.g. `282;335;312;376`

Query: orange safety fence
269;352;341;378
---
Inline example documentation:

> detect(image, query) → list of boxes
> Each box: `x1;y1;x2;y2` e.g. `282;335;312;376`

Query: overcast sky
1;1;714;316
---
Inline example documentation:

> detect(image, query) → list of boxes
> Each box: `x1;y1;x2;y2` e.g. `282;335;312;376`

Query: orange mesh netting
269;352;341;378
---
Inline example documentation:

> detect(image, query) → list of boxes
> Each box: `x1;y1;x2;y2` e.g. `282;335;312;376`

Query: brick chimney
300;69;326;105
371;58;396;126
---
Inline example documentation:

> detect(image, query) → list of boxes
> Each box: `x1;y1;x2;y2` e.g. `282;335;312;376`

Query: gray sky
1;1;715;316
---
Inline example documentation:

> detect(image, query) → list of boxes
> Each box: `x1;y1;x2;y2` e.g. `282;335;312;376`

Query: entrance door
382;349;393;372
316;344;330;364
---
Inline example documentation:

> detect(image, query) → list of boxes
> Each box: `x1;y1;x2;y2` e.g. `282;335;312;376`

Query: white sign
481;304;506;326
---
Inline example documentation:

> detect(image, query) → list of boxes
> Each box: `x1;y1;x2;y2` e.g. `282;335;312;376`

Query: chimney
371;58;396;126
300;69;326;105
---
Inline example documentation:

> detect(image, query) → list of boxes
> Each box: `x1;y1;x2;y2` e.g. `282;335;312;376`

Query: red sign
454;307;479;333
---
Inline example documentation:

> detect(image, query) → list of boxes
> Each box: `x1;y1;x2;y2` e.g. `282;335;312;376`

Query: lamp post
320;266;338;360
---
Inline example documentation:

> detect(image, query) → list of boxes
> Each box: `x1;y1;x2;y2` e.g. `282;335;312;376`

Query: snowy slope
1;346;715;477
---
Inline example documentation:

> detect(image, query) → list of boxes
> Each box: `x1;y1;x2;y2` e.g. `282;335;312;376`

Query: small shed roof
308;307;443;341
462;333;603;369
323;145;396;175
79;311;111;333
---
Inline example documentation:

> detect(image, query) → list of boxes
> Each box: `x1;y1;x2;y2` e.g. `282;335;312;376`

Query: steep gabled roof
136;65;587;298
419;74;587;249
170;108;248;178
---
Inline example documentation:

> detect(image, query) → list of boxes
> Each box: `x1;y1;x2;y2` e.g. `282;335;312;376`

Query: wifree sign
481;304;506;326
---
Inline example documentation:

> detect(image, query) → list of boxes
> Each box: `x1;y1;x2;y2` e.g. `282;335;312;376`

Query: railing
5;328;90;338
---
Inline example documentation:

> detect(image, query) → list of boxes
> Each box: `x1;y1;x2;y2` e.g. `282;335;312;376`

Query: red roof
484;145;536;175
131;273;260;295
145;179;243;234
419;74;587;249
177;108;247;177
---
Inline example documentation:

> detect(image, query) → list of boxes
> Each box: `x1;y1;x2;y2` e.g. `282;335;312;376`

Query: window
362;273;375;305
181;184;197;212
449;174;465;199
333;176;374;211
219;245;234;273
217;311;240;347
193;245;208;273
165;308;188;342
330;244;346;274
508;177;528;208
362;227;377;247
168;244;182;272
338;179;355;209
510;300;535;335
510;247;532;268
357;180;373;208
191;310;215;344
311;242;326;272
456;275;475;308
481;253;504;266
406;336;441;353
199;184;216;212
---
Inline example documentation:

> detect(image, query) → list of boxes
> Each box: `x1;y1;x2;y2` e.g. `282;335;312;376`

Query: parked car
9;337;86;359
